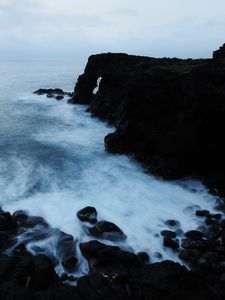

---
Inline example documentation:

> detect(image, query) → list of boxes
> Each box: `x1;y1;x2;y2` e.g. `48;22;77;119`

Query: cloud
112;8;139;16
0;0;225;59
0;0;15;7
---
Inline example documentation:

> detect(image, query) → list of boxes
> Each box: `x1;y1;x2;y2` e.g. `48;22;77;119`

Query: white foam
1;94;219;272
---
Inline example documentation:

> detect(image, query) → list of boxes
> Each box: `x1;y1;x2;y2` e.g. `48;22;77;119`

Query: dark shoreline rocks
1;207;225;299
71;45;225;197
88;220;127;241
33;88;73;100
77;206;98;224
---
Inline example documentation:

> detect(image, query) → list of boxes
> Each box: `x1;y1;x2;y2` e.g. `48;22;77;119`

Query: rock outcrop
71;46;225;195
1;207;225;299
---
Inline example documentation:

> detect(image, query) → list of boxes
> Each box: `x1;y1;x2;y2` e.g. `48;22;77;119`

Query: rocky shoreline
1;44;225;299
71;44;225;198
1;204;225;300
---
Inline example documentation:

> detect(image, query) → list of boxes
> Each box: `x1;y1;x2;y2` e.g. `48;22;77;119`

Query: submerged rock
77;206;97;223
165;219;180;228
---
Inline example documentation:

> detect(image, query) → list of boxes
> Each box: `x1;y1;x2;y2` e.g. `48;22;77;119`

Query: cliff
71;47;225;195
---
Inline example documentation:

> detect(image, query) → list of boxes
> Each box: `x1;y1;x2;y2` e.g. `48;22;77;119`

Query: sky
0;0;225;60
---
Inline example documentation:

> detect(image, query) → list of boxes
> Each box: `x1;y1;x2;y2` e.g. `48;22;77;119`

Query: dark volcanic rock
80;240;137;275
161;230;176;239
196;210;210;217
0;211;17;231
165;219;180;228
0;206;224;300
71;46;225;196
61;256;78;271
185;230;204;240
88;220;126;240
163;237;179;249
33;88;73;101
77;206;97;223
213;43;225;63
55;95;64;100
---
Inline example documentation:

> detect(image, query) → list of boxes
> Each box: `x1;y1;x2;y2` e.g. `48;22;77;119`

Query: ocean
0;60;219;276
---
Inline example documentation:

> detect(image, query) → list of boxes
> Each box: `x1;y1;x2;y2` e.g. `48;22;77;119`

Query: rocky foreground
71;43;225;197
1;205;225;300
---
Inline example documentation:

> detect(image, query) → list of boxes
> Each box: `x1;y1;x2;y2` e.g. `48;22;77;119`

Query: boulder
163;237;179;249
77;206;97;223
161;230;176;239
185;230;204;240
80;240;138;275
88;220;126;240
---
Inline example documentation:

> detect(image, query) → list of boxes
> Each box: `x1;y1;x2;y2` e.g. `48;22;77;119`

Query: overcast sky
0;0;225;60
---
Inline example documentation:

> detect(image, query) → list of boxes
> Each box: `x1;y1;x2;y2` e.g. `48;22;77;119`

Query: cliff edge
71;47;225;195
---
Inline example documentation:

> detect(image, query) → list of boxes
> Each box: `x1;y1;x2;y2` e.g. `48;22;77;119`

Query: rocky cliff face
71;47;225;194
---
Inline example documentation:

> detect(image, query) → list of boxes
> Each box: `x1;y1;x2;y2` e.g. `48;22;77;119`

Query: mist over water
0;61;219;276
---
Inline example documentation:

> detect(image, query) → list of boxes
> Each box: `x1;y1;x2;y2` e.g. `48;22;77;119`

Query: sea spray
1;94;219;276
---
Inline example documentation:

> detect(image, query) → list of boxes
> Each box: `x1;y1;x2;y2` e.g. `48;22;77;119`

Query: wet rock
56;95;64;100
88;220;126;240
60;273;68;281
77;206;97;223
132;260;219;299
61;256;78;271
47;94;54;98
0;231;11;250
205;225;222;240
80;240;137;275
68;275;76;282
185;230;204;240
57;232;76;263
137;252;150;264
161;230;176;239
179;249;201;262
13;244;31;256
29;255;58;290
211;213;222;220
165;219;180;228
0;254;59;292
12;210;29;226
205;218;216;226
33;88;72;97
15;214;49;228
196;210;209;217
163;237;179;249
41;286;82;300
0;211;17;231
154;252;163;259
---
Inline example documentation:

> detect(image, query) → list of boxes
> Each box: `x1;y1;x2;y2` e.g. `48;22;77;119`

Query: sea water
0;60;220;276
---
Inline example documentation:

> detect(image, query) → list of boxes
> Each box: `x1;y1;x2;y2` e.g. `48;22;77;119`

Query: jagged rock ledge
71;45;225;197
